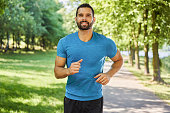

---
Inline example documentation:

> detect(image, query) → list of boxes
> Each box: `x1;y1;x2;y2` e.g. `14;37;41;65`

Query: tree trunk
135;43;140;69
0;33;2;50
42;38;46;50
26;35;29;51
129;40;134;66
143;9;149;74
152;41;161;81
49;41;53;49
144;44;149;74
152;10;162;82
31;35;35;50
17;32;20;49
134;23;141;69
12;33;15;49
0;32;5;51
5;32;10;52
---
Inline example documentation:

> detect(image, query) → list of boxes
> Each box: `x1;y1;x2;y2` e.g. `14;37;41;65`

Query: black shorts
64;96;103;113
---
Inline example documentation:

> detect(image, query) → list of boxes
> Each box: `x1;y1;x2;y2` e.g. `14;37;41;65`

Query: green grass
161;56;170;73
0;50;66;113
124;56;170;105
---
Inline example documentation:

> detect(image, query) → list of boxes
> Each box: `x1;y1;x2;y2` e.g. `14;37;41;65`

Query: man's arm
54;56;83;79
106;50;123;77
54;56;69;79
94;50;123;85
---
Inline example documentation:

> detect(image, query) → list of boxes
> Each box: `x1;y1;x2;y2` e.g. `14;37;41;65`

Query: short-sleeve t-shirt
57;32;117;101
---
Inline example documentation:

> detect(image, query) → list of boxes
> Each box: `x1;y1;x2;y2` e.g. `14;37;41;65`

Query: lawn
123;56;170;105
0;50;66;113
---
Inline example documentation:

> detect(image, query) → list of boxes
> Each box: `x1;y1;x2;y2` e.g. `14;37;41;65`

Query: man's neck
78;29;93;42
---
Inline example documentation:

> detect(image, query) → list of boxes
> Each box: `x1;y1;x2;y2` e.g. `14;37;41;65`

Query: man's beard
76;21;94;30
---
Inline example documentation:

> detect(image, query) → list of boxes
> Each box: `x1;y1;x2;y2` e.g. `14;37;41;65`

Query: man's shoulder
66;32;77;38
59;32;77;42
93;32;106;39
94;32;116;45
94;32;112;42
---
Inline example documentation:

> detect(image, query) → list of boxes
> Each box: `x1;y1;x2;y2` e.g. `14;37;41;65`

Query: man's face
75;7;95;30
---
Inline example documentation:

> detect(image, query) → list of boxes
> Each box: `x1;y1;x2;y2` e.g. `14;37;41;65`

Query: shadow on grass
0;50;56;65
0;63;52;73
0;50;66;112
0;75;65;113
0;51;56;76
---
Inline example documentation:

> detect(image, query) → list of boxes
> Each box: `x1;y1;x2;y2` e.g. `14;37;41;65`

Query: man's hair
76;3;94;17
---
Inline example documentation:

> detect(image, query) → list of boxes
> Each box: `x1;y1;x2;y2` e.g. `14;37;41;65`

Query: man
54;3;123;113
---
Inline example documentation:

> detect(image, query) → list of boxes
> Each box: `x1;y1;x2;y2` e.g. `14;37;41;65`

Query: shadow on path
103;62;170;113
103;85;170;113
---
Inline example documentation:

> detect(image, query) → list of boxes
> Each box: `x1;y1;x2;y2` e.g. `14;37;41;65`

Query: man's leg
82;97;103;113
64;97;82;113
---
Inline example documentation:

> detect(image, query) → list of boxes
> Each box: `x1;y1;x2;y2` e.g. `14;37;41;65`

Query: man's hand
94;73;111;85
67;59;83;75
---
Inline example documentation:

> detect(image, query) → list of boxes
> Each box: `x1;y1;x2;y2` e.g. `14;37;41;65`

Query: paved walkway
103;61;170;113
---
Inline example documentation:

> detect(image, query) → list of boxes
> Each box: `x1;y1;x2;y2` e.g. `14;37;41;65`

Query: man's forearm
54;67;70;79
106;59;123;77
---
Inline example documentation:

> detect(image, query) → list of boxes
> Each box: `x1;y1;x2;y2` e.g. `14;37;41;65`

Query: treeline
63;0;170;82
0;0;66;51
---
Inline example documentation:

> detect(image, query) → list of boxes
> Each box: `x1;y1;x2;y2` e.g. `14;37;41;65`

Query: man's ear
93;17;96;23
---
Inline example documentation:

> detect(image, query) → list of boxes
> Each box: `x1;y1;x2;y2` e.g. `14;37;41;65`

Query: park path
102;61;170;113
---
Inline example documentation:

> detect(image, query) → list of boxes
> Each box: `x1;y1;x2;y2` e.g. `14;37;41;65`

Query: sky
58;0;69;5
58;0;80;12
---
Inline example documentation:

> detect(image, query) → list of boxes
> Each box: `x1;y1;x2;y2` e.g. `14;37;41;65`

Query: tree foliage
0;0;65;51
0;0;8;14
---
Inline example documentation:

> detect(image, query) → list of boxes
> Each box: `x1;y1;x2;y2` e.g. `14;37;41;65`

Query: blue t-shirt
57;32;117;101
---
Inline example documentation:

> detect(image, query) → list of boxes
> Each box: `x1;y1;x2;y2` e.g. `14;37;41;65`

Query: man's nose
82;16;86;20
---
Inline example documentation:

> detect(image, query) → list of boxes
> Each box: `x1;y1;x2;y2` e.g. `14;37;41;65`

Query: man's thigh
64;97;103;113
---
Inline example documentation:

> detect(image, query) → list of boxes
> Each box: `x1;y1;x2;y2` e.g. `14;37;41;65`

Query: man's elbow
114;57;123;67
54;68;61;79
55;75;61;79
120;57;123;64
119;57;124;66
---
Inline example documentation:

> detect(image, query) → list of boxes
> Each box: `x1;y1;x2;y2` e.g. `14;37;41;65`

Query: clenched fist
67;59;83;75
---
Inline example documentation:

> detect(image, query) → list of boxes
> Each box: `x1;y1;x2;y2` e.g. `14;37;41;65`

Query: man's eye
79;14;83;17
87;14;91;17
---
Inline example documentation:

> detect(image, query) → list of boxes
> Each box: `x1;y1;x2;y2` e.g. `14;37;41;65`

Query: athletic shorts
64;96;103;113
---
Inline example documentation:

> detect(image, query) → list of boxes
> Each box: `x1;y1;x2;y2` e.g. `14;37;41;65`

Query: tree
0;0;8;15
0;0;65;51
38;0;65;49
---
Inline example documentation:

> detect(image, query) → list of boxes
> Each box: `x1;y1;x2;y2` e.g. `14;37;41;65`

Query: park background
0;0;169;112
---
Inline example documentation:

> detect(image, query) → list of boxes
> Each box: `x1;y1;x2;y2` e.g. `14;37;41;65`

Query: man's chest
66;44;106;63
